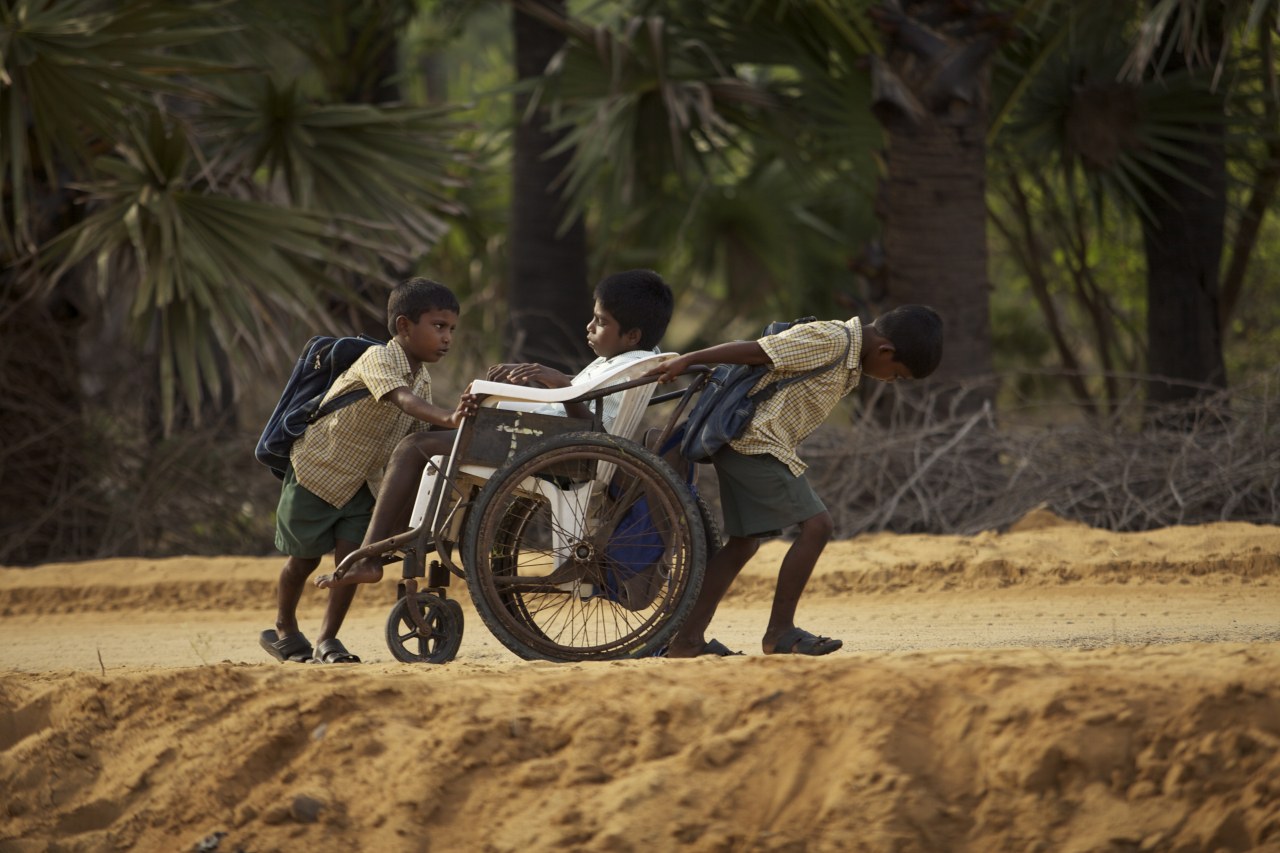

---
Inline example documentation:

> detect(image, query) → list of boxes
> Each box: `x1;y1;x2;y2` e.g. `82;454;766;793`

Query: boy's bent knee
392;431;452;462
799;512;834;541
389;435;433;467
725;536;761;559
283;556;322;577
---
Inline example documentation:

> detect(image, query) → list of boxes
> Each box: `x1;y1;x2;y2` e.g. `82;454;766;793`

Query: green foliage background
1;0;1277;562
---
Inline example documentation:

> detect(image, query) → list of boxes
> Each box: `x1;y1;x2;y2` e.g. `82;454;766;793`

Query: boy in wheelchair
315;269;675;590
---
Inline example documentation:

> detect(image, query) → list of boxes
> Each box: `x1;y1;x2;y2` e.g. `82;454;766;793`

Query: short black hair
386;277;459;336
594;269;674;350
874;304;943;379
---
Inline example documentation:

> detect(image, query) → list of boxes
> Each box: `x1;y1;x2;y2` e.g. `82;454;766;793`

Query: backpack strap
749;323;853;406
307;387;371;424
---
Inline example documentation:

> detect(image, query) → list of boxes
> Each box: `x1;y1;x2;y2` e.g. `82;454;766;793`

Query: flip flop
260;629;313;663
649;638;744;658
310;638;361;664
701;639;744;657
769;627;842;656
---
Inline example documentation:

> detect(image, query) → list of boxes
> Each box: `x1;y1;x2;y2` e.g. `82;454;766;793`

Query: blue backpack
254;334;382;479
679;317;851;463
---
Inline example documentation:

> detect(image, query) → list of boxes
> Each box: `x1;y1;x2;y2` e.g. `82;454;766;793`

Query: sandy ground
1;510;1278;852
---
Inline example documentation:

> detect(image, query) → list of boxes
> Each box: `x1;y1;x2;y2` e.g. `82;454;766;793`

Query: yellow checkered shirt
729;317;863;475
290;339;432;508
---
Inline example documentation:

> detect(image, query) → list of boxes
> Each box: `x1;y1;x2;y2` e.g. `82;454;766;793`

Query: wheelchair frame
334;363;714;664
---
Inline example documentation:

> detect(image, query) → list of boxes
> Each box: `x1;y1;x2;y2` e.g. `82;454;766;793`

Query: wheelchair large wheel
694;492;723;556
462;431;706;661
385;592;463;664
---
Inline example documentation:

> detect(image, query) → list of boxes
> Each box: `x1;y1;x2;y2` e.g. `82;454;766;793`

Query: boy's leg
275;555;322;639
311;538;362;663
761;510;840;655
264;467;329;662
367;430;457;545
662;447;781;658
316;430;456;589
665;535;759;657
704;448;839;656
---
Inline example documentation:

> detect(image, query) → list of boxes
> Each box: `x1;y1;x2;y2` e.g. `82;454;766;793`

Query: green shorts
274;467;375;558
711;446;826;539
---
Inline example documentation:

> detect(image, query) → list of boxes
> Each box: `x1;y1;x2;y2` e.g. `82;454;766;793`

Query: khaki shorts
712;446;825;539
274;467;375;558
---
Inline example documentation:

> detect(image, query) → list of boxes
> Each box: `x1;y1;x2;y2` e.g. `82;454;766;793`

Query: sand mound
1007;505;1090;532
2;649;1278;852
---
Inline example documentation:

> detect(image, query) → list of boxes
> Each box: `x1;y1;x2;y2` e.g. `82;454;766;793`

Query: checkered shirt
729;318;863;475
290;339;432;508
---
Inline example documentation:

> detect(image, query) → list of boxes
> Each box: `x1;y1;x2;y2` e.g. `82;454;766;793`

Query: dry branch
806;369;1280;537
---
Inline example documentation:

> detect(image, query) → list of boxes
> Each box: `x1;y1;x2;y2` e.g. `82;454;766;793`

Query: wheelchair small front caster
384;591;463;664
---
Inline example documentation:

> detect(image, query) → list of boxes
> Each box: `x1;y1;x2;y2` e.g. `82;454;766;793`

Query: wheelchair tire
694;492;723;556
462;431;706;661
384;592;463;664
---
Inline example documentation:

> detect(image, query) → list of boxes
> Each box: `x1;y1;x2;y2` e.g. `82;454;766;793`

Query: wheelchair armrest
469;353;677;406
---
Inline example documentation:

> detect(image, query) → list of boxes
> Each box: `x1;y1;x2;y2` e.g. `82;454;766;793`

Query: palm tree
510;0;1002;404
992;0;1279;409
523;0;1280;416
0;0;467;561
866;1;1006;401
509;0;591;371
1127;0;1279;404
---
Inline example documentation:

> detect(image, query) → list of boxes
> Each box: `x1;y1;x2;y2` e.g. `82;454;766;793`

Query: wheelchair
331;354;717;664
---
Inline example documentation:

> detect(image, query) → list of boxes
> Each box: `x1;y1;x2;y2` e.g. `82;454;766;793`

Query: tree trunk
879;118;993;384
0;291;99;564
1140;21;1228;408
870;1;999;410
510;0;591;373
1140;137;1228;404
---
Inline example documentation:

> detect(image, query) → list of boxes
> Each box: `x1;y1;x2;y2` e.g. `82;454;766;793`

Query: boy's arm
383;387;479;429
647;341;771;384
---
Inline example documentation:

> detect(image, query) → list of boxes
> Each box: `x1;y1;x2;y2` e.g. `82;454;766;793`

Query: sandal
649;638;744;658
310;638;361;664
259;629;313;663
701;639;744;657
768;627;842;656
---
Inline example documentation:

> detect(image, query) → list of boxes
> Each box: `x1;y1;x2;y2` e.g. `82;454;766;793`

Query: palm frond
522;0;882;239
31;112;388;431
0;0;241;250
1123;0;1280;82
999;19;1246;224
201;79;468;260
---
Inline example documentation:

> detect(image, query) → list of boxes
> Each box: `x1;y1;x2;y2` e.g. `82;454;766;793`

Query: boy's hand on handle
646;354;691;384
443;389;480;429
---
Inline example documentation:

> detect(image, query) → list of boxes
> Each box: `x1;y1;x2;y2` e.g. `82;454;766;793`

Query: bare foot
314;559;383;589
